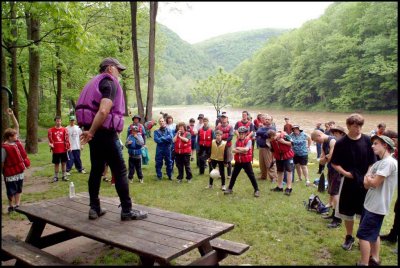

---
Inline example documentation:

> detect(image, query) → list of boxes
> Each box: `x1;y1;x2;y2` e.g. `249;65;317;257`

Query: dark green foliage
234;2;398;111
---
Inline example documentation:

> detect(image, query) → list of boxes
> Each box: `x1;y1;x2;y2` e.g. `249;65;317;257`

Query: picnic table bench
1;235;69;266
7;192;249;265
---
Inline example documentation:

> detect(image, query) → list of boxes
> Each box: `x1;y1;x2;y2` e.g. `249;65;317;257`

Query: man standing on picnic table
76;57;147;221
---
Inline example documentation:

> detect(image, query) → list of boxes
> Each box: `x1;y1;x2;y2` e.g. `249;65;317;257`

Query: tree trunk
1;47;10;136
10;1;19;121
18;64;29;100
130;2;145;120
122;75;128;117
55;46;62;117
145;1;158;122
25;14;40;153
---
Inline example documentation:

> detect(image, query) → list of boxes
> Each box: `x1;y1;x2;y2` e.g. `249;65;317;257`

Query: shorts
293;155;308;165
327;168;341;195
6;180;24;198
276;159;294;173
336;177;367;219
356;209;384;242
52;152;68;164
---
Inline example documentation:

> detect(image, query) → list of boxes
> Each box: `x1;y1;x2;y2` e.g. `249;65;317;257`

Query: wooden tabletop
15;193;234;265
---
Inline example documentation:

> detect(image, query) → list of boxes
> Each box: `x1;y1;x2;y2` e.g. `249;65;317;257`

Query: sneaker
271;186;283;192
306;180;311;187
284;188;292;196
224;189;233;195
128;178;133;184
177;180;182;183
322;214;334;220
327;219;342;228
62;176;69;181
66;172;71;176
157;177;162;180
221;185;226;191
53;177;59;182
168;177;172;181
88;208;107;220
80;170;87;174
102;176;110;182
254;190;260;197
7;206;14;214
226;176;231;180
187;179;192;183
139;179;144;184
295;178;302;182
205;185;213;189
342;235;355;251
368;256;381;266
121;209;148;221
380;233;397;243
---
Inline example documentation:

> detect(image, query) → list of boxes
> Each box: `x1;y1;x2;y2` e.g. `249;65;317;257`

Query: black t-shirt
99;77;117;102
331;134;376;176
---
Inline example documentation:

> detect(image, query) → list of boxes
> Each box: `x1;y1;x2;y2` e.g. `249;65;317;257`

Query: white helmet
210;168;221;179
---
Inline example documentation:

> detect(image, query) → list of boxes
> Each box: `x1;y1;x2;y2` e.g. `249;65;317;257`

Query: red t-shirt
48;127;70;153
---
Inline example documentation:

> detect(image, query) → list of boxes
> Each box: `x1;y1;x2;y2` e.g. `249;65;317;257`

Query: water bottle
69;182;76;198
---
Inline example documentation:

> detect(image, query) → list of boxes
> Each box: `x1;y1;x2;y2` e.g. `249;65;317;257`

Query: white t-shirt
67;125;82;150
364;156;398;215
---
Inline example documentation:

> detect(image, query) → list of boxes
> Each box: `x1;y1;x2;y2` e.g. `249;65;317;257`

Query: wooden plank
1;235;69;266
189;250;219;266
76;193;234;230
210;238;250;255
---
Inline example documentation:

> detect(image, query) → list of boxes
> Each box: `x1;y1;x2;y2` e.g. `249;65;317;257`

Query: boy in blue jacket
126;126;144;183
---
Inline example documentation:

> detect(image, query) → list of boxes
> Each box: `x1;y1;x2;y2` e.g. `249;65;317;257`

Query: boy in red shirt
48;116;70;182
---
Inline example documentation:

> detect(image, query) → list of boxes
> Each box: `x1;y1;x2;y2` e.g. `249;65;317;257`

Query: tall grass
2;120;397;266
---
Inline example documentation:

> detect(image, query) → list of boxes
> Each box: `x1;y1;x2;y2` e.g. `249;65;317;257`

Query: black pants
198;145;211;174
209;160;225;186
228;162;259;192
175;154;192;180
88;129;132;212
128;156;143;180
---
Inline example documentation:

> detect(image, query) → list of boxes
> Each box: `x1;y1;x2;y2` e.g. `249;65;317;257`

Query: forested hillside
234;2;398;111
194;29;288;71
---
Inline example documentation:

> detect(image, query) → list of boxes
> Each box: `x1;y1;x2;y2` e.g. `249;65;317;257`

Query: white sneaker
221;185;226;191
139;179;143;184
80;170;87;174
306;180;311;187
205;185;212;189
66;172;71;176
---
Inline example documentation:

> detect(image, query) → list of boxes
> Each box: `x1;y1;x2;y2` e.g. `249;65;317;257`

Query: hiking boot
380;233;397;243
284;188;292;196
53;177;59;183
88;208;107;220
168;177;172;181
327;218;342;228
342;235;355;251
322;214;334;220
62;176;69;181
368;256;381;266
271;186;283;192
121;209;148;221
221;185;226;191
254;190;260;197
7;206;14;214
224;189;233;195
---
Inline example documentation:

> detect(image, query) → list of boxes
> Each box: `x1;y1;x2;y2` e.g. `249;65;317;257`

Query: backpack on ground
304;194;329;214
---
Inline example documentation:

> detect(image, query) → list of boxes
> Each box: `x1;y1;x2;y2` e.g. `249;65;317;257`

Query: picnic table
4;192;249;265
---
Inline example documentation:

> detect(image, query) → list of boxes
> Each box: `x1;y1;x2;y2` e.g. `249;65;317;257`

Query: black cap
198;114;204;119
99;57;126;71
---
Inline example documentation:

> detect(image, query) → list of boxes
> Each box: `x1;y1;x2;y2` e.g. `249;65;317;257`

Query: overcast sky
157;2;334;44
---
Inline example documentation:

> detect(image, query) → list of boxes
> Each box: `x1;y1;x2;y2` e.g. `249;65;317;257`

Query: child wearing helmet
224;126;260;197
206;130;229;190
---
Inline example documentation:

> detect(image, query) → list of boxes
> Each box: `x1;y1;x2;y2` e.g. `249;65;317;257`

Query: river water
153;105;397;136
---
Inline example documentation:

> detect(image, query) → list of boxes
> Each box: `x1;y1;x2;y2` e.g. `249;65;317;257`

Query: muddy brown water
152;105;398;135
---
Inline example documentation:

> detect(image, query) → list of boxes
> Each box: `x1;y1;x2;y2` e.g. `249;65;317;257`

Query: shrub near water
2;120;397;266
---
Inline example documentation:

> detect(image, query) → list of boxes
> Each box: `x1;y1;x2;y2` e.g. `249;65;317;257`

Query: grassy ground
2;121;398;265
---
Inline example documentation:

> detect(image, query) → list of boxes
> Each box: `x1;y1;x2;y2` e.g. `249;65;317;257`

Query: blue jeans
66;150;83;172
88;129;132;212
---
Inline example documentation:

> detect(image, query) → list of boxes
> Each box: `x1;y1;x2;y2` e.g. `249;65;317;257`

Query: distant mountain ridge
157;25;288;78
193;28;289;71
